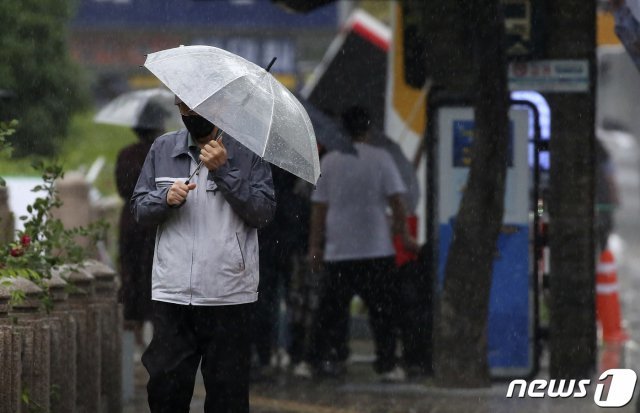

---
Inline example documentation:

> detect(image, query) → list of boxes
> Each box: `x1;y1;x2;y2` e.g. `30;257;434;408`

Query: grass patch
62;111;137;196
1;111;138;196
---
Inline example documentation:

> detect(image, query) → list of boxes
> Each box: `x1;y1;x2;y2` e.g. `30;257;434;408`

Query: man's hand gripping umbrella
185;128;224;185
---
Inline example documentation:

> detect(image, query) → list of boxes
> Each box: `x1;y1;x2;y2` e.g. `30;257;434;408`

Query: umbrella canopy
94;88;181;130
294;93;354;154
295;94;420;212
143;45;320;184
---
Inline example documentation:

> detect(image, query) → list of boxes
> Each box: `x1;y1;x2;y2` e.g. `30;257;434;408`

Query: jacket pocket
155;225;166;268
220;232;245;274
235;232;246;272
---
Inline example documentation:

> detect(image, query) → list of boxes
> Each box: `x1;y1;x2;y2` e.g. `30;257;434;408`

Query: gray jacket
131;129;275;305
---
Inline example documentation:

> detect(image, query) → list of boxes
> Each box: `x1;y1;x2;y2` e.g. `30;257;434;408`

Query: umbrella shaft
186;161;203;185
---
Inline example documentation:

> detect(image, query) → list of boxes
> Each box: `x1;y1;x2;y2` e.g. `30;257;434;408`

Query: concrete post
8;278;51;413
52;172;91;249
63;265;102;413
45;270;77;413
90;195;122;265
0;283;22;413
84;259;122;413
0;282;10;324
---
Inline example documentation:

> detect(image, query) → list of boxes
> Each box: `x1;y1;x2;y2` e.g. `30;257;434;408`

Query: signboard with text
508;60;590;92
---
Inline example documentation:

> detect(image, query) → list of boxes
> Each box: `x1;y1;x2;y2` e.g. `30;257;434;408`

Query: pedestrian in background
131;96;275;413
251;164;310;379
116;100;169;348
308;105;418;381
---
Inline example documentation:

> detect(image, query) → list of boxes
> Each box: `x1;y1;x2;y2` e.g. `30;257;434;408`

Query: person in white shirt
308;105;417;381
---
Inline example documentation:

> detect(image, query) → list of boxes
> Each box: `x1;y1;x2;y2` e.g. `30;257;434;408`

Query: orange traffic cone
596;249;629;343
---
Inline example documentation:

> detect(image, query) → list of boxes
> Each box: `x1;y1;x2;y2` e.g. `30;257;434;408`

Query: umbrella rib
289;93;317;167
262;76;276;157
190;73;250;110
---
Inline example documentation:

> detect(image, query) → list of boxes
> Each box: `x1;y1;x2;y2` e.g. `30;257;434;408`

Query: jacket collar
170;128;235;160
170;129;190;158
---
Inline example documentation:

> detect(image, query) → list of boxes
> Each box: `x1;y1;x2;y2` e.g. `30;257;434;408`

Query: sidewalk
124;338;639;413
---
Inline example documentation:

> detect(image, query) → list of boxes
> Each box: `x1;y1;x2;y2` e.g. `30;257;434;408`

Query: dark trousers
288;256;323;365
142;301;252;413
252;251;291;366
312;257;398;373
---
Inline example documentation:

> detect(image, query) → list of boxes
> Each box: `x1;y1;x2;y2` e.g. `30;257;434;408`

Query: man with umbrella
134;44;318;412
131;95;275;412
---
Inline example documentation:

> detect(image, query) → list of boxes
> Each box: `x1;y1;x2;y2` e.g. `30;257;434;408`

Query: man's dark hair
341;106;371;138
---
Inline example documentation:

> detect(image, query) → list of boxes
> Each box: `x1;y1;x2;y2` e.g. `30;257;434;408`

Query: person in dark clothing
116;101;170;347
251;165;310;377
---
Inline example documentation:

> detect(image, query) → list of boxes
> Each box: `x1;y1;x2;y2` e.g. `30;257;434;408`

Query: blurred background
3;1;640;411
0;0;383;255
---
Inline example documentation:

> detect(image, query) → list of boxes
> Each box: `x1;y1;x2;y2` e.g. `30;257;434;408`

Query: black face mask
182;115;215;140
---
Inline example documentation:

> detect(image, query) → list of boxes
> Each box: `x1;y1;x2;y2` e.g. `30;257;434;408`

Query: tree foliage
0;0;89;156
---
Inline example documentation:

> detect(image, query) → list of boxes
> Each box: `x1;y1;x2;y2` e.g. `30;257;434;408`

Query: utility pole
546;0;598;378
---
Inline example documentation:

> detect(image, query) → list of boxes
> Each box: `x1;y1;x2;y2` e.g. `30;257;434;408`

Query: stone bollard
84;259;122;413
0;281;12;326
8;278;51;413
62;265;102;413
46;269;78;413
0;185;14;244
90;195;122;264
52;172;92;250
0;282;22;413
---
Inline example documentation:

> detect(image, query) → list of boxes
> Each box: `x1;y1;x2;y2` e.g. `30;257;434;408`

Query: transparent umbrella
143;45;320;184
94;88;181;130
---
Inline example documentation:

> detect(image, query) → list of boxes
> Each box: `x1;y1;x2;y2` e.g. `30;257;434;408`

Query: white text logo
506;369;637;407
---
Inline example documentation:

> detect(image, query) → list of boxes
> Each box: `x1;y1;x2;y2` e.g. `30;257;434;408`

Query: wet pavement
123;342;637;412
124;128;640;413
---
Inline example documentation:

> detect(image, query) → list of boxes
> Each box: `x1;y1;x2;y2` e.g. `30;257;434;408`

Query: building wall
69;0;339;97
